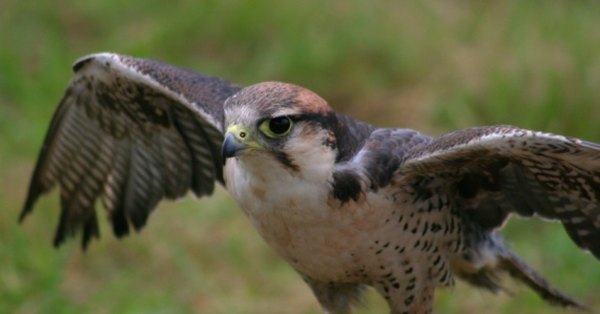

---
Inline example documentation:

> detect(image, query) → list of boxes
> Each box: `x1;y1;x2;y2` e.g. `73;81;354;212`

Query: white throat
224;140;337;212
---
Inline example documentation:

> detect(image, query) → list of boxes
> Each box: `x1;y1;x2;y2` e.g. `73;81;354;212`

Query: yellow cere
226;124;261;149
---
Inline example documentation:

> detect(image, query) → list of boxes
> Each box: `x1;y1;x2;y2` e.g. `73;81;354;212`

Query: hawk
21;53;600;313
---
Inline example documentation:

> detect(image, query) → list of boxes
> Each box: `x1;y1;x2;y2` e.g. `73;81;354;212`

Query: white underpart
224;129;382;280
224;130;452;286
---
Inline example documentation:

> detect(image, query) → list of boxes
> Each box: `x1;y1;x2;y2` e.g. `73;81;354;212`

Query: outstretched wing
398;126;600;259
20;53;241;248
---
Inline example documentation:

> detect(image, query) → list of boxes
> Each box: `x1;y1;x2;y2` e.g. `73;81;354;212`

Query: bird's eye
259;116;293;138
269;116;292;134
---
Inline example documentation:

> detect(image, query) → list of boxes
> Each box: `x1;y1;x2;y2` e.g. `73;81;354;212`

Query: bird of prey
21;53;600;314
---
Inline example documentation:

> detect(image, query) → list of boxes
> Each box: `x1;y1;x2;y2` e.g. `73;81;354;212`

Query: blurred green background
1;0;600;313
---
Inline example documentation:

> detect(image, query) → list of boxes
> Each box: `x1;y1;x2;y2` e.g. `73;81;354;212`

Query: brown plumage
21;53;600;313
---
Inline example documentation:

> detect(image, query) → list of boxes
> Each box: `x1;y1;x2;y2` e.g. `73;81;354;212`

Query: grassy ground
2;0;600;313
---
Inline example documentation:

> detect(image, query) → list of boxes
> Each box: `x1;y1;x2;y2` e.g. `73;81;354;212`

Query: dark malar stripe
274;151;300;172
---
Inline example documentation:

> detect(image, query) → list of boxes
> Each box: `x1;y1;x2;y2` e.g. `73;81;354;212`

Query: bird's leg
301;275;364;314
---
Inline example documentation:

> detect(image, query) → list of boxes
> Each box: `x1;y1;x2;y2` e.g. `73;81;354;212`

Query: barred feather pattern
20;54;238;248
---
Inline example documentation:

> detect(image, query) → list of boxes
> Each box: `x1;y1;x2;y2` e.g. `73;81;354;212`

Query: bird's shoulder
331;123;431;202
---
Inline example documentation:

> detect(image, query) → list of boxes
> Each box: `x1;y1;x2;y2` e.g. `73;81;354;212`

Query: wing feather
398;126;600;258
156;120;192;198
171;106;218;196
21;53;241;248
104;139;131;237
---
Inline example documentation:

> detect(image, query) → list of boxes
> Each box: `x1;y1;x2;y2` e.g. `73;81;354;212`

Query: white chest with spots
223;137;458;287
225;156;408;283
224;148;368;279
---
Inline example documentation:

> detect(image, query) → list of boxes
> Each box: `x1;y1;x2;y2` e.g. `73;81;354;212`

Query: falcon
21;53;600;313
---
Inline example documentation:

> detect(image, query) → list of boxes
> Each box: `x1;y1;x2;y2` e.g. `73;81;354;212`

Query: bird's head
222;82;338;176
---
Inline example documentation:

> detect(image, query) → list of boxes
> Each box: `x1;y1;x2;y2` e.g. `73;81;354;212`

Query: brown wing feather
400;126;600;259
20;53;241;248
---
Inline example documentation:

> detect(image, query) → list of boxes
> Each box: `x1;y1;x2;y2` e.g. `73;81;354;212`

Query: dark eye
269;116;292;134
259;116;293;138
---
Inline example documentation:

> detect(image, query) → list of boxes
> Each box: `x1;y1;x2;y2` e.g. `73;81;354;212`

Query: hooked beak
222;132;249;164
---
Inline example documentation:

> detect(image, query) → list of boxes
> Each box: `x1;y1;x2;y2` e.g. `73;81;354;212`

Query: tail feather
454;249;589;311
499;252;590;310
452;228;590;311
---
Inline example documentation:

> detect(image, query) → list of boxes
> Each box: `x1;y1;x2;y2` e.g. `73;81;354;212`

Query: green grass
2;0;600;313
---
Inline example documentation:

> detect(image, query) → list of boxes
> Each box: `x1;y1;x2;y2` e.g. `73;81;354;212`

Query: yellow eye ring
259;116;293;138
